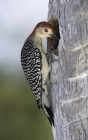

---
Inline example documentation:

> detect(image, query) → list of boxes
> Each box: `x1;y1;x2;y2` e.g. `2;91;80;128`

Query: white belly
41;53;50;84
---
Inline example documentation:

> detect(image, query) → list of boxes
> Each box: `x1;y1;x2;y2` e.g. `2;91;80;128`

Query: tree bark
48;0;88;140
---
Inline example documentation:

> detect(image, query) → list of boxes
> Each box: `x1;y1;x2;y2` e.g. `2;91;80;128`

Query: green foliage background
0;69;53;140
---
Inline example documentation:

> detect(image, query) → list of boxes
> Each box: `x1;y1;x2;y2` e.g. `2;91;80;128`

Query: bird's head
29;21;59;40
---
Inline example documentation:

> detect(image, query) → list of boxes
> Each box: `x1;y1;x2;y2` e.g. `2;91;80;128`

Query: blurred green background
0;68;53;140
0;0;53;139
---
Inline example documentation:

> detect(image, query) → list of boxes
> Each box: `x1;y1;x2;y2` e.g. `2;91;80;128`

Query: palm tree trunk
48;0;88;139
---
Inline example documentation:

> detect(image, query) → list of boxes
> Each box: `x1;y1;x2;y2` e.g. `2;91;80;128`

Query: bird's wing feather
21;40;42;108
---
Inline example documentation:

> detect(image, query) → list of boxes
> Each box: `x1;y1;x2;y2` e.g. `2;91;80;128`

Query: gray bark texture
48;0;88;140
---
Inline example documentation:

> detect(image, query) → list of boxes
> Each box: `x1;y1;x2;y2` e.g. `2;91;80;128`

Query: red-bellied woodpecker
21;21;59;126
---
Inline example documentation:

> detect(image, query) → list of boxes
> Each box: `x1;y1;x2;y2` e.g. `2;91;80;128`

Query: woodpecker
21;21;59;126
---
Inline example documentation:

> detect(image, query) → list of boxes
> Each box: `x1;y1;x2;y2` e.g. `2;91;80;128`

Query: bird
21;21;59;126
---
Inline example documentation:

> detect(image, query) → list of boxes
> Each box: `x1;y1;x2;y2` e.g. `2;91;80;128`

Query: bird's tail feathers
43;104;54;126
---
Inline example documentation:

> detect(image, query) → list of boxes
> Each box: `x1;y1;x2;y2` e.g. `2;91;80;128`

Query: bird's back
21;39;42;100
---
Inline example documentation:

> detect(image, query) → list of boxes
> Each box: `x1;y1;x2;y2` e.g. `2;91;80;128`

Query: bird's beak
49;34;59;41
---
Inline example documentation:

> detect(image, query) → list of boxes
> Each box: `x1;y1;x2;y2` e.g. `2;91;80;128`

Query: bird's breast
41;53;50;84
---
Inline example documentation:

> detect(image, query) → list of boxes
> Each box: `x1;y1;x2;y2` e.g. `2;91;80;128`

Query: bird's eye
44;29;48;32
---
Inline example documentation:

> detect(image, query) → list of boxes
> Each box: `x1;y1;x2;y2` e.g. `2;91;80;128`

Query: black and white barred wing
21;44;42;105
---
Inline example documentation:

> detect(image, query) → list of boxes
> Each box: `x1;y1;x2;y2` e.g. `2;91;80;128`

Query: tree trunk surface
48;0;88;140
